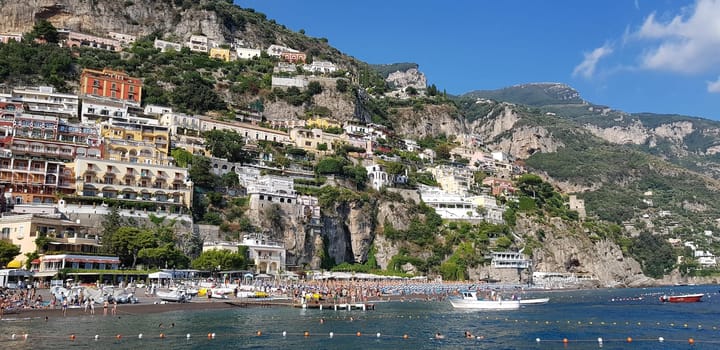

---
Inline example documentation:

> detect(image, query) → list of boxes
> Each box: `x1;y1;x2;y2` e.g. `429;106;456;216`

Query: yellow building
209;48;232;62
0;214;98;266
73;157;193;210
289;128;342;152
306;117;341;130
101;121;171;163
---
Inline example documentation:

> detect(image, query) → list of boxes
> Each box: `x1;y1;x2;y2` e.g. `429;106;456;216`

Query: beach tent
148;271;172;279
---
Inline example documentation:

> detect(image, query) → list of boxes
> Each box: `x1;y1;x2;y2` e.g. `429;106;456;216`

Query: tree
307;81;323;95
27;19;59;43
405;86;418;95
203;129;251;163
427;83;439;96
336;79;349;93
191;249;246;271
221;172;239;188
171;148;193;168
101;205;123;254
0;240;20;267
138;244;189;269
188;155;217;189
110;227;157;268
171;71;226;113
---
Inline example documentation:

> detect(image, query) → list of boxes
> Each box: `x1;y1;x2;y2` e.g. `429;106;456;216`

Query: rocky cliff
385;68;427;91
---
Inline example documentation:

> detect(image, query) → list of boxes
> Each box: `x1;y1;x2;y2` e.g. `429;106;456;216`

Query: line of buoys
535;337;714;345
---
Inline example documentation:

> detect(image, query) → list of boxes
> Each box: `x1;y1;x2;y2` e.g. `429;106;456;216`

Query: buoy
658;337;665;343
11;334;15;340
356;331;362;337
70;334;76;341
116;334;122;340
186;334;191;340
95;335;99;341
329;332;334;338
256;330;262;336
689;338;695;345
207;333;212;339
138;334;143;339
304;331;309;337
282;331;287;337
403;334;409;339
160;333;165;339
376;332;381;338
597;337;603;345
626;337;632;343
563;338;568;344
535;337;540;343
211;333;216;339
23;334;28;341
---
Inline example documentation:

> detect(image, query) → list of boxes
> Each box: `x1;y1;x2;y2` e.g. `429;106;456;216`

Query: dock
224;299;374;311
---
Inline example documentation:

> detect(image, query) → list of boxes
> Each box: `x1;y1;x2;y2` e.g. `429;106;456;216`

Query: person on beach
89;299;95;315
103;300;108;316
62;298;68;317
112;300;117;315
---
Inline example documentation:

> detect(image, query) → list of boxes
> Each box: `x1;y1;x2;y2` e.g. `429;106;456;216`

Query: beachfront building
241;233;286;275
491;251;530;269
72;157;193;211
31;254;120;282
0;213;98;267
79;68;143;105
11;86;80;118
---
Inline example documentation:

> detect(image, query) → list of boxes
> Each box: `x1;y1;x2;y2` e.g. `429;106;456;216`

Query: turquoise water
2;285;720;349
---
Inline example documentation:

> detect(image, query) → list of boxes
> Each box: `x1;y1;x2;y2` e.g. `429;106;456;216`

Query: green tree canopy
0;240;21;267
171;148;193;168
191;249;247;271
27;19;59;43
203;129;251;163
109;227;157;268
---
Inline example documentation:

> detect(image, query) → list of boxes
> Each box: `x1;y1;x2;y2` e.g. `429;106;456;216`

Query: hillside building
80;68;143;105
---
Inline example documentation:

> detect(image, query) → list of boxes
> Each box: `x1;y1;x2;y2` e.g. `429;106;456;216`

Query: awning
6;260;22;268
33;271;58;277
31;259;40;264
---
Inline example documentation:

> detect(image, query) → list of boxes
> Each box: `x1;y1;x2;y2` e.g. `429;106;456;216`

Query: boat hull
519;298;550;305
450;299;520;310
659;293;703;303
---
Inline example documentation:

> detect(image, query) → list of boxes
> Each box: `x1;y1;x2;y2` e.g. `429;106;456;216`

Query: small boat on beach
449;291;520;310
659;293;704;303
156;290;189;303
519;297;550;305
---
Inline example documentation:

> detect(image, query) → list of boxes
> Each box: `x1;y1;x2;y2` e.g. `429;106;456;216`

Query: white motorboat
156;290;189;303
449;291;520;310
519;297;550;305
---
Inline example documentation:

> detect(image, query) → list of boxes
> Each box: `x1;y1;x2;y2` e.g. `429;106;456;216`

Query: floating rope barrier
0;330;719;346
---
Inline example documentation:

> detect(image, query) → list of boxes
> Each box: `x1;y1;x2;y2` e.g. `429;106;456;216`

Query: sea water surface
2;285;720;349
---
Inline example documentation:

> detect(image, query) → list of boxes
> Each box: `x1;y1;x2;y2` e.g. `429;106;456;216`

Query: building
304;61;338;74
568;195;587;219
186;35;209;52
241;233;286;274
72;157;193;211
482;177;515;196
365;163;391;191
266;44;296;57
79;68;143;104
202;241;239;253
271;76;309;89
468;194;505;224
236;47;261;60
197;116;291;144
65;31;121;51
101;120;171;162
0;33;22;44
280;51;306;64
154;39;183;53
491;251;530;269
419;186;484;222
289;128;342;152
306;117;340;130
428;165;473;196
31;254;120;281
12;86;80;118
209;47;232;62
0;213;98;266
108;32;137;46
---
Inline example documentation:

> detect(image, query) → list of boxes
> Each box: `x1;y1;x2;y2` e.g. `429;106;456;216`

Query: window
87;108;95;114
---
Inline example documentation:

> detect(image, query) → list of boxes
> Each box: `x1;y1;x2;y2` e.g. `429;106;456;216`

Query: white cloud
572;44;614;79
708;76;720;93
632;0;720;73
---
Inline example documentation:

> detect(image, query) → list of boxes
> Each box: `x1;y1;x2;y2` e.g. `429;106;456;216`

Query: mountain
2;0;715;285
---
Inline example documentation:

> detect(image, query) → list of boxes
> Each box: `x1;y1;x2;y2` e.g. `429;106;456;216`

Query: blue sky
239;0;720;120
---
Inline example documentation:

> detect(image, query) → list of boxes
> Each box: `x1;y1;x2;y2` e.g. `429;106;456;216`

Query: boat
519;297;550;305
659;293;704;303
156;290;189;303
449;291;520;310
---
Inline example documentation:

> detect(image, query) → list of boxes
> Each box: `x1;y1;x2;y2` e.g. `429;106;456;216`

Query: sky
239;0;720;120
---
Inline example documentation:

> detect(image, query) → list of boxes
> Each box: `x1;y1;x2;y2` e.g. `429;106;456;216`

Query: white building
144;105;173;116
12;86;79;118
304;61;337;74
108;32;137;45
695;250;717;268
271;76;309;89
267;44;298;57
241;233;286;274
80;96;128;123
491;251;530;269
365;163;391;191
186;35;209;52
419;186;484;222
154;39;183;53
236;47;261;60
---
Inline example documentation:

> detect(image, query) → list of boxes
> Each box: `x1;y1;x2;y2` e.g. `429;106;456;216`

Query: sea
1;285;720;349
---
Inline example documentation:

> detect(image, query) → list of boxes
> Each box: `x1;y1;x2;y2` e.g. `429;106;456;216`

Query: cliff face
390;104;466;139
0;0;229;43
386;68;427;91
